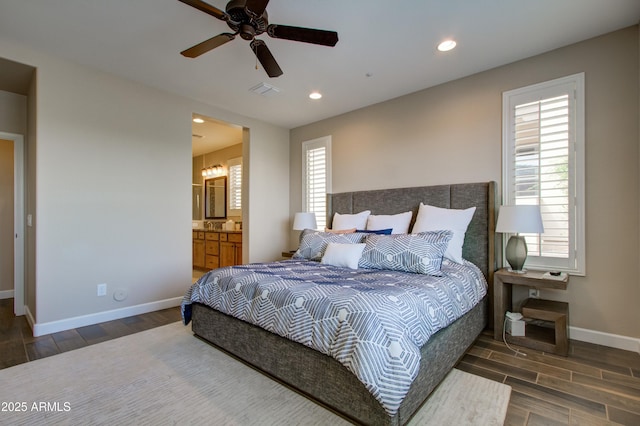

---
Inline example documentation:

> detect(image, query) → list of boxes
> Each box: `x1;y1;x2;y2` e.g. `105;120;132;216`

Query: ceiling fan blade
250;39;283;78
267;24;338;47
178;0;228;21
181;33;235;58
245;0;269;18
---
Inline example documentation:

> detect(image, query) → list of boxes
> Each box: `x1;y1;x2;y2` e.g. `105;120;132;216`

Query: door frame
1;131;25;316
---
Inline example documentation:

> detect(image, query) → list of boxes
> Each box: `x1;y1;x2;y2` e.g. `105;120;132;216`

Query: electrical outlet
97;283;107;297
528;288;539;298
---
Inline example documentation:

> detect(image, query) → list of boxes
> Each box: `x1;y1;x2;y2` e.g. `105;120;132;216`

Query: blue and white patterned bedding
181;259;486;416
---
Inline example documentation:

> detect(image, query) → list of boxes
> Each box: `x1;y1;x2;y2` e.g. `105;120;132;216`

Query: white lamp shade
496;205;544;234
293;212;317;231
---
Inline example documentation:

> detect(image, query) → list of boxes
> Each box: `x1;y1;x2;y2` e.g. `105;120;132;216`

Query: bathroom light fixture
309;92;322;100
201;164;225;177
193;117;205;123
437;40;457;52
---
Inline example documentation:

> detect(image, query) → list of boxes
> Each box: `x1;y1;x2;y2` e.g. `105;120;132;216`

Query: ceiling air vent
249;82;280;97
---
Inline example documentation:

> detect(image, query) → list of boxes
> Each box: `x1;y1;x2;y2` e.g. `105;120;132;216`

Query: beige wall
0;139;13;292
0;90;27;298
290;26;640;342
0;36;289;331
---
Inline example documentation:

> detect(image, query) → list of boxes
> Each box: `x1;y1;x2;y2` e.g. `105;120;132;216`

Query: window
227;157;242;214
502;73;585;274
302;136;331;230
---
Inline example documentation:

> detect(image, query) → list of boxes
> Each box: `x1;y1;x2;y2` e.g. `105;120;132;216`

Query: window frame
302;136;332;231
502;73;585;275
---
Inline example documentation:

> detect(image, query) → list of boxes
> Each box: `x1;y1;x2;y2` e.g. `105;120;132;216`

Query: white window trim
302;136;332;230
502;73;585;275
227;156;242;217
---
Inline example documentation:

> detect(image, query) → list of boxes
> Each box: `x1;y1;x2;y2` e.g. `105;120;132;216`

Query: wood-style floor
1;298;638;425
0;298;180;369
460;332;640;425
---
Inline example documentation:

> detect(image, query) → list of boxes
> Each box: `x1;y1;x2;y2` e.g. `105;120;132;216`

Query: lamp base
505;235;528;274
506;267;527;274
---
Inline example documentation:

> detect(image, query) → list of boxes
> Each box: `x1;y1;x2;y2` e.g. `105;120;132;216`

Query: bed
182;181;496;426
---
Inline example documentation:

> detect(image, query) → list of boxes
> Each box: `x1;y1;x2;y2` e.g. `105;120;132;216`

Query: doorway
0;132;25;316
191;114;245;280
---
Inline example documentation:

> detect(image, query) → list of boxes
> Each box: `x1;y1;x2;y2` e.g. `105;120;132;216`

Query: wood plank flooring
461;332;640;425
1;297;638;425
0;298;180;369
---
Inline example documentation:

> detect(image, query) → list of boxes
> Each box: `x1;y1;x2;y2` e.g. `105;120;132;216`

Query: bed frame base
192;298;487;426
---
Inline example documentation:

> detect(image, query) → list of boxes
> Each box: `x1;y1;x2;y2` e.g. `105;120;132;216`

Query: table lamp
496;205;544;273
293;212;317;231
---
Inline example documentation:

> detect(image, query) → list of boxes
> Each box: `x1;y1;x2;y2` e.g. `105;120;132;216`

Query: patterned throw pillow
358;230;453;275
293;229;367;261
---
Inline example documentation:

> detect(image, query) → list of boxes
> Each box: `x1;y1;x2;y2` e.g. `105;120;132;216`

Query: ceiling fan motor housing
226;0;268;39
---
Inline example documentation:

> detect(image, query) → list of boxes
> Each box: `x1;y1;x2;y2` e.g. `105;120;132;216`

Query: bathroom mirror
205;176;227;219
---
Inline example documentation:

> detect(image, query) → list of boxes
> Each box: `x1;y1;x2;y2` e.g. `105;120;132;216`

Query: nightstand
282;250;295;259
493;268;570;355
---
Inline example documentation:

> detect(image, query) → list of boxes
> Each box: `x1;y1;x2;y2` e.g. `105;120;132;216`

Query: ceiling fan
178;0;339;78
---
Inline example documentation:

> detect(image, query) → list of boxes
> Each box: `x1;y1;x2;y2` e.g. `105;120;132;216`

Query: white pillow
366;211;412;234
411;203;476;264
332;210;371;230
321;242;366;269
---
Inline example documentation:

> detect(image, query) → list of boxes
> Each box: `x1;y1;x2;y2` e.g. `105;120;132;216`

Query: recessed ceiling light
437;40;457;52
309;92;322;100
193;118;204;123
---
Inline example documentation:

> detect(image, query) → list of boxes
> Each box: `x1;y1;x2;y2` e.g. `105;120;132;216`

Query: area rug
0;322;510;425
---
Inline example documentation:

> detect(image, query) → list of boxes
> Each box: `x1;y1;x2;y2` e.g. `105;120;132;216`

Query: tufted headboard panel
327;182;497;281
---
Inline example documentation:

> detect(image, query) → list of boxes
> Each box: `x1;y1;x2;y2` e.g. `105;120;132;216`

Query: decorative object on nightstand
495;205;544;273
293;212;317;231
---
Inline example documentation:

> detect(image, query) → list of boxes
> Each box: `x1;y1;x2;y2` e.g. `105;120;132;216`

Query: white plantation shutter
228;157;242;214
503;74;585;274
302;136;331;230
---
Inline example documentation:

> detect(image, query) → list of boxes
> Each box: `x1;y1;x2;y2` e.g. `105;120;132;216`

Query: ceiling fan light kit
178;0;339;77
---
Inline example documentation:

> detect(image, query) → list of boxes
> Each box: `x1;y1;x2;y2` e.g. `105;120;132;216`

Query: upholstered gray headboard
327;181;496;281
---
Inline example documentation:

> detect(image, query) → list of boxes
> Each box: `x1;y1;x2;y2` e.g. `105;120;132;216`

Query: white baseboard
0;289;15;299
570;326;640;354
25;304;36;332
31;297;183;337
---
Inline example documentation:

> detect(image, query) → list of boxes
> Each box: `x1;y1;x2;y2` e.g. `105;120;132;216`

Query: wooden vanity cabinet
192;231;205;269
194;231;242;270
205;232;220;269
220;232;242;267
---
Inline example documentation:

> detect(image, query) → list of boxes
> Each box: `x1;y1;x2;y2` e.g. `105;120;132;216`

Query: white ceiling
0;0;639;133
191;114;243;156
